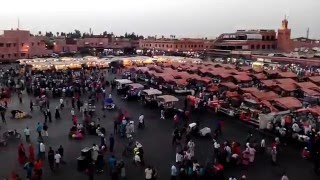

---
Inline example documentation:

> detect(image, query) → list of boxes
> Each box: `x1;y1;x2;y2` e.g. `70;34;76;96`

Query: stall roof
273;97;303;109
251;73;267;80
253;91;280;101
142;89;162;96
308;76;320;83
128;83;144;89
261;100;279;112
238;66;252;71
206;85;219;92
295;82;318;89
261;80;277;87
276;83;297;92
219;82;238;90
264;69;279;75
226;91;239;98
115;79;133;84
232;74;252;82
241;87;260;93
300;88;320;96
274;78;297;84
307;106;320;116
175;79;188;86
157;95;179;103
277;71;297;78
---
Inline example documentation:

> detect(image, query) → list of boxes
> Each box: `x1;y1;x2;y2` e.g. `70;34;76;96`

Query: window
181;45;183;48
266;36;270;40
176;45;178;48
38;42;40;46
0;43;3;47
32;42;34;46
194;45;197;48
21;43;24;46
267;45;271;49
170;45;172;48
6;43;11;47
8;54;11;58
262;45;266;49
14;53;17;57
21;53;26;57
256;45;260;49
162;44;164;47
251;45;255;49
272;45;276;49
262;36;265;40
206;46;208;48
155;44;157;47
13;43;16;47
1;55;4;58
271;36;275;40
185;45;187;48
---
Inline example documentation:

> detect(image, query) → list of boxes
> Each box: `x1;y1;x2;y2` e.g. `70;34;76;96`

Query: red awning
232;74;252;82
278;71;297;78
273;97;302;109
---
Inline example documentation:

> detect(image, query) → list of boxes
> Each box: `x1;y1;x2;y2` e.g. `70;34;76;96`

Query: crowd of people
0;63;319;180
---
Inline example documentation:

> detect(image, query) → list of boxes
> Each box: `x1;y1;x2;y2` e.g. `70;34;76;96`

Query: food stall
115;79;133;94
141;88;163;106
125;83;145;99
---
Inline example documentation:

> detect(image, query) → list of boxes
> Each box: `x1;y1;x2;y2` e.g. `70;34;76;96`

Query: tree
56;32;60;37
38;31;42;36
61;32;66;37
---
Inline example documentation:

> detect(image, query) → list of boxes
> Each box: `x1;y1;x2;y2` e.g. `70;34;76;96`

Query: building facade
0;30;51;61
139;38;213;52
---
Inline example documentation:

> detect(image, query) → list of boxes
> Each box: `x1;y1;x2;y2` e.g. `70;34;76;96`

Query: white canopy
157;95;179;103
142;89;162;96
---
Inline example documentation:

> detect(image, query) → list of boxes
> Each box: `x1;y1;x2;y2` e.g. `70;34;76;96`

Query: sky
0;0;319;39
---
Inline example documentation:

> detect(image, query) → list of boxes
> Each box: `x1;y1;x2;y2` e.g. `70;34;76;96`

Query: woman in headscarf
18;143;27;165
28;144;35;162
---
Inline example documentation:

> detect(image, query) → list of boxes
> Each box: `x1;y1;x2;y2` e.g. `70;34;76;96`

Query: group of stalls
19;57;110;71
113;79;179;116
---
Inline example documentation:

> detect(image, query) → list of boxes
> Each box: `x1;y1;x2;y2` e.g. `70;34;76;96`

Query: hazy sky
1;0;319;38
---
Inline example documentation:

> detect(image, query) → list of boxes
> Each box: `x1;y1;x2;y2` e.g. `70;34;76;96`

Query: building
277;17;294;53
292;37;320;49
213;29;277;51
139;37;213;52
208;18;298;57
0;29;51;61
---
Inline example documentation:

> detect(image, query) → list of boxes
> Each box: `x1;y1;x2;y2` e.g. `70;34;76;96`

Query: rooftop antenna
306;27;310;39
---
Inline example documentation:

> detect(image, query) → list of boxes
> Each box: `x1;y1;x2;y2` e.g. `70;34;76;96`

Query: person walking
1;111;6;123
109;134;115;152
145;166;153;180
48;147;55;171
271;146;277;165
18;143;27;165
43;122;48;137
28;144;35;162
23;161;34;180
281;173;289;180
160;109;165;120
24;126;31;143
47;109;52;123
96;152;105;173
54;151;61;170
60;98;64;109
55;107;61;120
58;145;65;164
39;142;46;160
34;159;43;179
171;164;178;180
36;122;43;139
138;114;145;129
30;100;33;112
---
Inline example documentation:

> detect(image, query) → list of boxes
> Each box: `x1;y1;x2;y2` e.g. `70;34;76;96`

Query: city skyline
1;0;319;39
